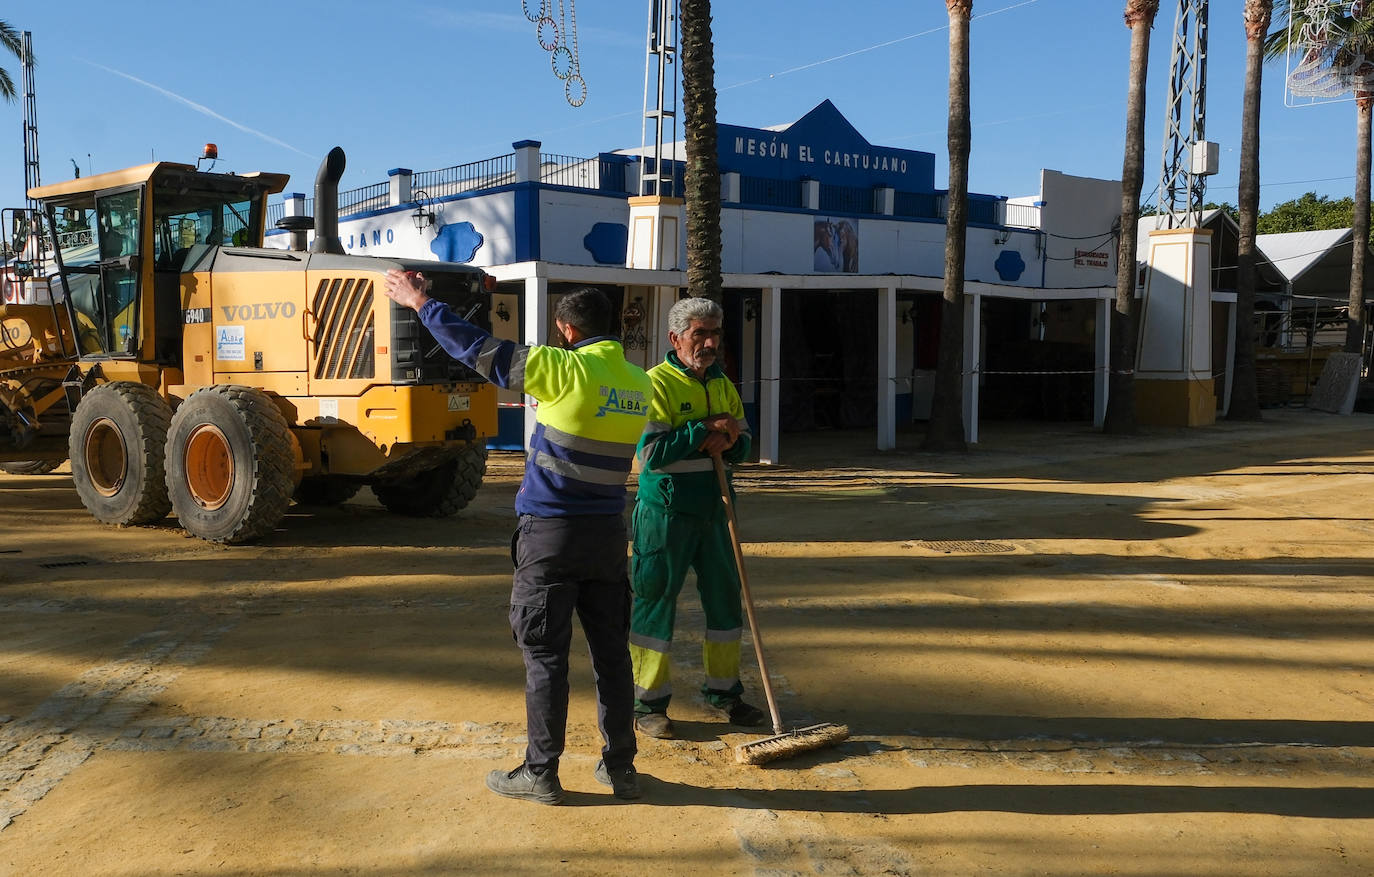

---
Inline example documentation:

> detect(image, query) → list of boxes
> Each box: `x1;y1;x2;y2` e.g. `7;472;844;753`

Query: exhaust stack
310;146;347;255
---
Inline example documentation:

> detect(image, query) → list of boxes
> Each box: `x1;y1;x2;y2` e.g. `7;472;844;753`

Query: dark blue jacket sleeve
417;298;531;392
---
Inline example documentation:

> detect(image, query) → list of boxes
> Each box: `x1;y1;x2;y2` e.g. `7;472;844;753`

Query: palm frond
0;22;22;61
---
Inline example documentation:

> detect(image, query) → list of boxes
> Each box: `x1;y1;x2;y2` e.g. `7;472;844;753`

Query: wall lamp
411;188;435;232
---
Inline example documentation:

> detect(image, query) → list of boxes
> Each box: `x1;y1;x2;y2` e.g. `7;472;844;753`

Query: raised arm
383;269;532;393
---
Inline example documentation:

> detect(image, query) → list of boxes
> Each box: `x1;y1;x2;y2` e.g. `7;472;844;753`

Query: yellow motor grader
0;147;497;543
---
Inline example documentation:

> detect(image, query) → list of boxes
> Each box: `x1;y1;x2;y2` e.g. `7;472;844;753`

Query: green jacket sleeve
638;377;751;469
638;396;709;470
722;384;751;464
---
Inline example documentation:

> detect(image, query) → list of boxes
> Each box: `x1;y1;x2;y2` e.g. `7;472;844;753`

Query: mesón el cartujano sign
717;100;936;194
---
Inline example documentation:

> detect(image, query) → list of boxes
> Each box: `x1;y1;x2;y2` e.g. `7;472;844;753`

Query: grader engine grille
388;272;489;385
311;277;376;380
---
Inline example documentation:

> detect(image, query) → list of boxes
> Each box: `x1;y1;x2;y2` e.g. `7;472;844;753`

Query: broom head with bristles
734;722;850;765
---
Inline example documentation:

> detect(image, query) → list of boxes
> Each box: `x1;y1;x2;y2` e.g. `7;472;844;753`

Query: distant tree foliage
1257;192;1362;235
1140;193;1363;237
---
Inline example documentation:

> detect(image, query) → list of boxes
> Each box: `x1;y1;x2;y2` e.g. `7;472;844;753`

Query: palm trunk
1103;4;1158;435
922;1;971;453
1229;1;1271;421
1348;94;1371;354
680;0;723;302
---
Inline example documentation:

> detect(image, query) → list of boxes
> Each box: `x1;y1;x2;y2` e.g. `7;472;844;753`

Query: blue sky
0;1;1355;214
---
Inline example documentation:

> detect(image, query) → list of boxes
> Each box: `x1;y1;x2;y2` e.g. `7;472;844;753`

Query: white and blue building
267;100;1215;460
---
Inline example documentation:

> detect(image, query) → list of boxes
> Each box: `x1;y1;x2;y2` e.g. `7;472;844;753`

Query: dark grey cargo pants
509;513;637;775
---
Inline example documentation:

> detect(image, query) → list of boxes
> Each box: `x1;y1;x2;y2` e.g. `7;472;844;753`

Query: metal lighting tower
21;31;44;267
639;0;678;197
1156;0;1214;229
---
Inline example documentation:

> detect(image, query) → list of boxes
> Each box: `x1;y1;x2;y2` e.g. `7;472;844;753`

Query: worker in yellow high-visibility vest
385;271;647;803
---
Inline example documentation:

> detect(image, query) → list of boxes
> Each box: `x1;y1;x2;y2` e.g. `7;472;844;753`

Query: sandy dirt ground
1;408;1372;876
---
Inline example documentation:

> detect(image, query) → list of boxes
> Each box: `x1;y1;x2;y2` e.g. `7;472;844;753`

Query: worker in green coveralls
630;297;766;739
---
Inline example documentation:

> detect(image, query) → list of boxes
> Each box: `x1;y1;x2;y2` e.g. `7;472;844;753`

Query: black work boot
634;711;674;739
714;699;767;727
485;763;564;805
594;760;642;800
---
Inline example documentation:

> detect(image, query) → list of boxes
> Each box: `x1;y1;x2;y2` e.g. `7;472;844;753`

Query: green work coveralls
630;351;753;714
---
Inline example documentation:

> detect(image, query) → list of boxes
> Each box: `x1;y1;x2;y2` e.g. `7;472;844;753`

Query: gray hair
667;297;723;336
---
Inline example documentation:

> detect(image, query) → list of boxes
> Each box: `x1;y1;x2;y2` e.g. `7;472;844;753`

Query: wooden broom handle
713;453;784;736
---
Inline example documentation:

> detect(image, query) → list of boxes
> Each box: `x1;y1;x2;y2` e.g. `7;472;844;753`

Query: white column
877;286;897;450
722;172;741;204
758;285;783;464
523;275;549;448
387;168;412;206
652;285;679;363
962;293;981;444
1136;227;1216;426
874;186;895;216
513;140;542;183
1094;296;1111;428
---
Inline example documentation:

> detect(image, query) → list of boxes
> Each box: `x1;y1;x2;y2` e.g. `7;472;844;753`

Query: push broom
712;453;849;765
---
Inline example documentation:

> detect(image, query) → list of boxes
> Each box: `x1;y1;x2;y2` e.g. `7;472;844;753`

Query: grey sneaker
594;760;642;800
485;763;564;805
714;699;767;727
634;712;674;739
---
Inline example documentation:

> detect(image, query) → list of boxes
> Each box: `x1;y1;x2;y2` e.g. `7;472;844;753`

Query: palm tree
680;0;723;302
1103;0;1162;435
922;0;973;452
1229;0;1274;421
0;22;28;102
1266;2;1374;356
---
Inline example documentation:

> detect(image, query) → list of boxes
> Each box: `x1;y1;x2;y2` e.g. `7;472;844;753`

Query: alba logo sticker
217;326;245;361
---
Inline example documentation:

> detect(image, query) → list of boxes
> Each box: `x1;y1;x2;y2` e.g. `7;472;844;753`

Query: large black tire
164;385;295;544
371;446;487;517
293;476;361;506
0;459;63;475
68;382;172;525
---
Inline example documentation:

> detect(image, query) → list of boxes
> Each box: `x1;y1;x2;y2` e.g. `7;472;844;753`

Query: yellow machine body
17;159;497;482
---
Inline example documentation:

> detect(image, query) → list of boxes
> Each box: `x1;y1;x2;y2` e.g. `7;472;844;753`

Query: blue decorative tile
431;221;484;263
584;222;628;265
994;249;1026;282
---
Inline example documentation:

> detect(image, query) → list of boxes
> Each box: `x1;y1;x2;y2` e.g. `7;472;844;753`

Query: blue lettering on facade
372;229;382;246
